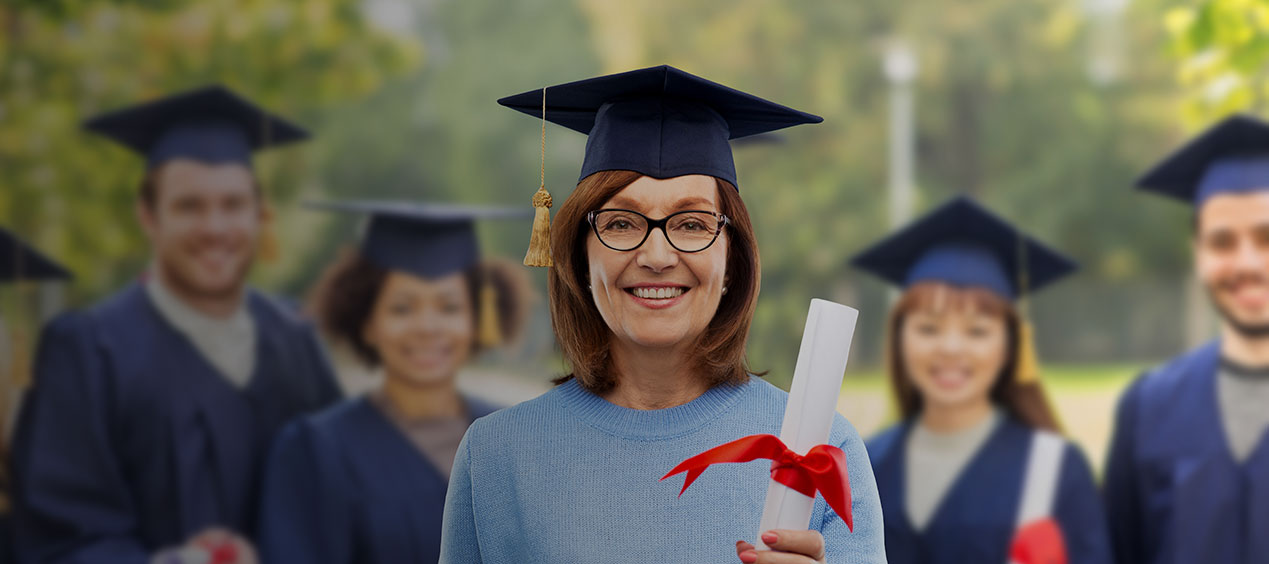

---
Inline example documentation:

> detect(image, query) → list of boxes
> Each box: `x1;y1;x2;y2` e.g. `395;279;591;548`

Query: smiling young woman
853;196;1112;564
255;202;531;564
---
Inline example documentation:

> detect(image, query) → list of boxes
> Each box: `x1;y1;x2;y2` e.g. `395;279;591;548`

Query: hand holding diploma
661;299;859;562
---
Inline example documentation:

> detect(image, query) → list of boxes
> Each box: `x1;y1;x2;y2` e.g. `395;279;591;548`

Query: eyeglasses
586;209;730;253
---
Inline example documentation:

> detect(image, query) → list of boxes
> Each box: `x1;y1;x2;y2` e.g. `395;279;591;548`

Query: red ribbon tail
801;445;854;532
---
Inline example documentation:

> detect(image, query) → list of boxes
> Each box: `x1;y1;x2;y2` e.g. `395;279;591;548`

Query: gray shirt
1217;359;1269;463
905;410;1002;531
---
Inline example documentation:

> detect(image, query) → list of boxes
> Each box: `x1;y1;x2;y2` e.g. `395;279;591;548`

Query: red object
1009;518;1068;564
195;539;239;564
660;434;853;531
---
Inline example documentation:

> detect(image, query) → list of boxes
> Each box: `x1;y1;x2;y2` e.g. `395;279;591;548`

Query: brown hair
548;170;761;394
885;281;1061;431
308;248;530;366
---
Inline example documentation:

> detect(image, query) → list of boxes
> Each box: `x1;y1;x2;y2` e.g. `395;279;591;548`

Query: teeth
632;287;684;299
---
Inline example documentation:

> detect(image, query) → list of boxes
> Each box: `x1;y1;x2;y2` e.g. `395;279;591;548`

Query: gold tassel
258;205;280;263
1015;319;1041;384
523;86;553;267
478;279;502;347
524;187;553;267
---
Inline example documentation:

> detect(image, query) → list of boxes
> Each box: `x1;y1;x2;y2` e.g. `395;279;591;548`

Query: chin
397;369;457;388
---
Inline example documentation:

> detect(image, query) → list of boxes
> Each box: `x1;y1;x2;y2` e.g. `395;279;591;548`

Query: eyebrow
607;196;717;212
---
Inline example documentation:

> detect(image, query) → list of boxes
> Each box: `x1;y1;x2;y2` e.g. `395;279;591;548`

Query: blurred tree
0;0;421;303
1165;0;1269;126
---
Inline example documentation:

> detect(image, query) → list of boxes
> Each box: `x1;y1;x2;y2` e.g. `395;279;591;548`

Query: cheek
971;336;1008;379
899;331;935;369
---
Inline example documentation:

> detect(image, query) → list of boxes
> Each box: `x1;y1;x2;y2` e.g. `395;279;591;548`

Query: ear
136;199;158;242
361;321;378;350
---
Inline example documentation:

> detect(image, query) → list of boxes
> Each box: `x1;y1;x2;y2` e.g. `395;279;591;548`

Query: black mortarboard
306;200;532;279
1;227;71;283
1137;114;1269;206
850;197;1076;300
83;85;309;171
498;65;822;187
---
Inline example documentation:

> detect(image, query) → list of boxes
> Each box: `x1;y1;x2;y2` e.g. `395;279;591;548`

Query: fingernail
739;550;758;563
762;531;778;544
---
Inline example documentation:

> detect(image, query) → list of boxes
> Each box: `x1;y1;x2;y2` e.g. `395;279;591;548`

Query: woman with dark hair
439;66;885;563
256;201;531;564
853;197;1112;564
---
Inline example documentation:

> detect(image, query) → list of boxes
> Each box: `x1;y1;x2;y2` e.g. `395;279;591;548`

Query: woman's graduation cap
851;196;1078;384
498;65;823;266
306;200;532;346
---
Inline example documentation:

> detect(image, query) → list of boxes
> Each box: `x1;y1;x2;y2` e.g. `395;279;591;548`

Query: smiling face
897;284;1011;412
585;174;729;351
1196;192;1269;337
363;271;475;388
139;159;261;302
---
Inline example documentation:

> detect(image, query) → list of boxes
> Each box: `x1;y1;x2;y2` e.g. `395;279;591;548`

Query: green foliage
0;0;1227;384
0;0;420;300
1166;0;1269;125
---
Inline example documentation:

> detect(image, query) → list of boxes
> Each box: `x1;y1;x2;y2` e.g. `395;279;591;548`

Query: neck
918;397;994;434
153;265;245;319
603;339;709;410
1220;323;1269;367
377;371;465;420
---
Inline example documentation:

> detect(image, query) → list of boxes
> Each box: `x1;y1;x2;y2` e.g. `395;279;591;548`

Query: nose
200;206;236;238
635;227;680;273
1233;238;1265;273
935;330;965;355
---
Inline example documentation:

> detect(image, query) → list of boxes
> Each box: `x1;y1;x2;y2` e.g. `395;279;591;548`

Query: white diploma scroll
757;298;859;549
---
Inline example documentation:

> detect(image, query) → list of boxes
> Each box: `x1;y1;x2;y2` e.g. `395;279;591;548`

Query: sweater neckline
554;377;752;440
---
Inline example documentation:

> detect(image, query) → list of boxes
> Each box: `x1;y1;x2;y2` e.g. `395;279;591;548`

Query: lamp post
883;40;918;230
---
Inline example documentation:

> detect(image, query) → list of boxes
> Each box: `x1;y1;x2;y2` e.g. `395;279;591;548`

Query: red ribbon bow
1009;518;1068;564
660;434;853;532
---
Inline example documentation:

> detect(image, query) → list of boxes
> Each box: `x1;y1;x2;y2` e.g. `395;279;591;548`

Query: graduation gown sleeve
1103;375;1144;564
1054;443;1114;564
10;314;149;564
256;420;352;564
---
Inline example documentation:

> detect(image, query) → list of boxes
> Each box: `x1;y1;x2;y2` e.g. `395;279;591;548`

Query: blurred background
2;0;1265;474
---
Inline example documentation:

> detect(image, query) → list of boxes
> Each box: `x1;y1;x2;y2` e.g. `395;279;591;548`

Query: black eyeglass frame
585;208;730;253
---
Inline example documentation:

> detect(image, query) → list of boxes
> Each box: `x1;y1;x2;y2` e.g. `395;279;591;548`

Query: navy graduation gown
867;416;1112;564
256;394;498;564
1104;341;1269;564
10;284;341;563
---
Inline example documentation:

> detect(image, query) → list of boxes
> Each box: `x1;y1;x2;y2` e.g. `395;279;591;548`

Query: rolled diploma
757;298;859;549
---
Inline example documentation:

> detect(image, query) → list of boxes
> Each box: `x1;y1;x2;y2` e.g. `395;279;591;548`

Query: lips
630;287;685;299
928;366;971;390
622;284;691;309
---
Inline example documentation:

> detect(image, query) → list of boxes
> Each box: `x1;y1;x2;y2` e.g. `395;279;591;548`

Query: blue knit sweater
440;376;886;563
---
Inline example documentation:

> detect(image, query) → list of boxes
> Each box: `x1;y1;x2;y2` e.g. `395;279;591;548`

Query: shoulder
864;422;907;462
462;395;503;420
464;382;567;437
247;289;320;333
1135;341;1218;396
271;399;367;460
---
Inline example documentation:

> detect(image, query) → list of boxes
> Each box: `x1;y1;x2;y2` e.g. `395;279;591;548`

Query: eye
598;212;643;232
1205;231;1237;252
913;321;939;336
669;213;717;234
